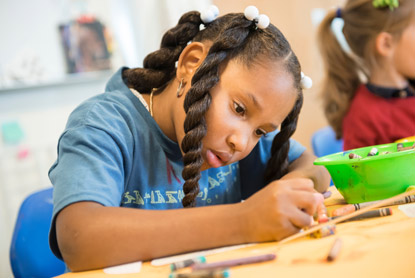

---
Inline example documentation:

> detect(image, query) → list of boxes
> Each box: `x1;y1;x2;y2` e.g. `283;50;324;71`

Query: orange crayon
331;205;356;217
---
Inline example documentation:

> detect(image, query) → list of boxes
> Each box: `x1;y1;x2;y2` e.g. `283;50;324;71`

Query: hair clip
201;5;219;24
244;6;270;29
301;72;313;89
372;0;399;10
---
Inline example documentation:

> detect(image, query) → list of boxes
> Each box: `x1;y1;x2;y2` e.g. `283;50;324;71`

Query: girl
49;6;330;271
317;0;415;150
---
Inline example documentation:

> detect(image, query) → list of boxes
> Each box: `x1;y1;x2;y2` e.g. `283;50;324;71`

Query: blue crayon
169;268;230;278
170;256;206;271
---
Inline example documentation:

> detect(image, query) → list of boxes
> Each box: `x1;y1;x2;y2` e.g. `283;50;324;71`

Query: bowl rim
314;142;415;166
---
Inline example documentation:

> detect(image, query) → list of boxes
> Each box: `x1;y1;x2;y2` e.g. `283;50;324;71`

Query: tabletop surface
55;187;415;278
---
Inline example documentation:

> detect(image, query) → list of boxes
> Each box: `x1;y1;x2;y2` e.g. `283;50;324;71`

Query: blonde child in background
317;0;415;150
49;6;330;271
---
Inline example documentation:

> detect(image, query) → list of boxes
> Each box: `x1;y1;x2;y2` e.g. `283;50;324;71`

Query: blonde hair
317;0;415;138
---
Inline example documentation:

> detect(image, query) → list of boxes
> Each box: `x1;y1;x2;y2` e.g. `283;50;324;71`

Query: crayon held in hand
191;253;276;271
322;191;332;199
309;224;336;238
278;189;415;245
316;204;329;223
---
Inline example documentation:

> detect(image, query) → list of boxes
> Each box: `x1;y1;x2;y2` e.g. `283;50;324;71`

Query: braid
181;15;253;207
264;93;303;184
123;12;202;93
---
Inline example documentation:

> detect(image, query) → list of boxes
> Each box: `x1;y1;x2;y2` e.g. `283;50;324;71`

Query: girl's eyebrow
244;92;278;130
246;92;262;110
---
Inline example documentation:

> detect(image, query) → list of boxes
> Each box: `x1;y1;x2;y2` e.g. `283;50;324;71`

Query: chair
311;126;344;157
10;187;66;278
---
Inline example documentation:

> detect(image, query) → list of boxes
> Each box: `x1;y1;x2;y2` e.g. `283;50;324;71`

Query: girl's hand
240;178;324;242
280;150;331;193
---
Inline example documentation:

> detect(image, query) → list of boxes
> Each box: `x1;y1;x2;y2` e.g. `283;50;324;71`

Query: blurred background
0;0;343;276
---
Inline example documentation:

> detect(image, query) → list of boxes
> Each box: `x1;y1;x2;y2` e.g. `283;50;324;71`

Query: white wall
0;0;212;276
0;74;110;277
0;3;115;276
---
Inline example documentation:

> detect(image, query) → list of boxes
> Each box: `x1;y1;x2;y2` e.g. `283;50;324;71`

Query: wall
0;74;110;277
0;1;211;276
0;0;343;277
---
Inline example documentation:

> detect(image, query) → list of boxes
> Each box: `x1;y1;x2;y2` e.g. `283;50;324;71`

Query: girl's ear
375;32;395;57
176;42;209;80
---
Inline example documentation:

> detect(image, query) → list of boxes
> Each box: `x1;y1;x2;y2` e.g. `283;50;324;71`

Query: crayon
331;195;415;216
327;238;342;262
348;153;362;159
331;204;355;217
316;204;329;223
398;146;415;151
331;207;392;222
322;191;332;199
169;268;230;278
367;147;378;156
171;257;206;271
191;253;276;271
278;189;415;245
309;224;336;238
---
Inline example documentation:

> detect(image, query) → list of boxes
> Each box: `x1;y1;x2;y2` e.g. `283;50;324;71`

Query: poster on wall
59;15;112;74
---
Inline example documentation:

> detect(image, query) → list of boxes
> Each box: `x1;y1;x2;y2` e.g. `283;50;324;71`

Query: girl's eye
255;129;267;137
233;102;246;115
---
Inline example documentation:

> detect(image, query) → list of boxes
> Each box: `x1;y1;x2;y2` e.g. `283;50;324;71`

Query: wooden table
55;187;415;278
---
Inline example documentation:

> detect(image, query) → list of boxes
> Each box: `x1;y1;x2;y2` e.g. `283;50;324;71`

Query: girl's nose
226;130;249;153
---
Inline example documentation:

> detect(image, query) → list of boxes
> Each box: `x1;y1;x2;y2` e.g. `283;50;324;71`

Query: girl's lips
206;149;224;168
214;150;232;164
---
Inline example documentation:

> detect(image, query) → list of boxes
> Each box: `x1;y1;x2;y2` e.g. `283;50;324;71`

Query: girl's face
393;19;415;79
199;59;298;170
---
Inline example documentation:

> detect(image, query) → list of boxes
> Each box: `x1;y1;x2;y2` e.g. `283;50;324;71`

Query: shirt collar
366;81;415;99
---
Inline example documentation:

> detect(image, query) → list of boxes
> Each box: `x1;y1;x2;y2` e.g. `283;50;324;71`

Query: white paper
398;203;415;218
103;261;142;274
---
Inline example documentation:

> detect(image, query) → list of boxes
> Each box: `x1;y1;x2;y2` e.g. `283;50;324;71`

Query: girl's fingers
292;191;324;216
289;208;314;229
286;178;315;192
277;219;302;240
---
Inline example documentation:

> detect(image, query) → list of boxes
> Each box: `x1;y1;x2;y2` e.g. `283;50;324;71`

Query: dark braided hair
123;11;304;207
123;12;203;94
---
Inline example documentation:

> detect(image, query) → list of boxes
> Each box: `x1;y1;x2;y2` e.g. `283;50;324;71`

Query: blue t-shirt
48;67;306;259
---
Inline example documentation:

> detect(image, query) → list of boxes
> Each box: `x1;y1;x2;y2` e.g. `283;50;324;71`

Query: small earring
176;78;186;97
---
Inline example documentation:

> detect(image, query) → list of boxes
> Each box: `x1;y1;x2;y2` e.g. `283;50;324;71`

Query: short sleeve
48;125;127;259
287;138;307;162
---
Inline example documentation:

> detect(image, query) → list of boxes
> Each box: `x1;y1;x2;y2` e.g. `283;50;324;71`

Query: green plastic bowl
314;141;415;204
